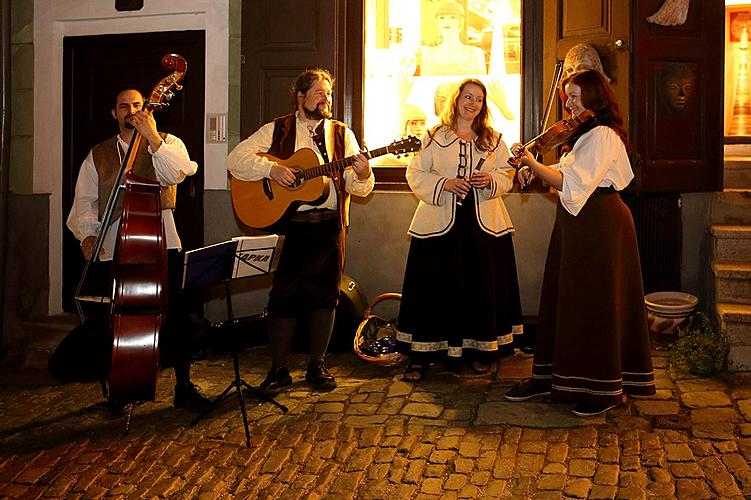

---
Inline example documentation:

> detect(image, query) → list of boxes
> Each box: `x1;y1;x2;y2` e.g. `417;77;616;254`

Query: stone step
22;314;79;370
711;191;751;225
712;261;751;305
712;225;751;262
717;303;751;371
724;156;751;191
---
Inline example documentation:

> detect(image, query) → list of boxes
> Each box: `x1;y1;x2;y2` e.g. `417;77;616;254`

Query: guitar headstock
387;136;422;156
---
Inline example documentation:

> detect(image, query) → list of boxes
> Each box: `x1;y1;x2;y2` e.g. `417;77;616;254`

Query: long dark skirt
531;192;656;406
397;194;523;366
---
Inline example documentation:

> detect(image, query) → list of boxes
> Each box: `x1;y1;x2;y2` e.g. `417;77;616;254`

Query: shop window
362;0;522;174
726;1;751;140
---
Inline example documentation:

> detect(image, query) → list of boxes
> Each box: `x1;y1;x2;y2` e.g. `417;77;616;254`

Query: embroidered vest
91;133;176;220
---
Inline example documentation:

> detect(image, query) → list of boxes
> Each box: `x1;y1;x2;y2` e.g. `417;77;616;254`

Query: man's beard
304;103;331;120
124;122;134;129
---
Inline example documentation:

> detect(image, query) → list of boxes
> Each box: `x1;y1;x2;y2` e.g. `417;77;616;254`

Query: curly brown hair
431;78;498;151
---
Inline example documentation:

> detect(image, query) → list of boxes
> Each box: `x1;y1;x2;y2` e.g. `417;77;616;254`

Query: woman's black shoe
259;367;292;393
571;402;618;417
504;379;551;402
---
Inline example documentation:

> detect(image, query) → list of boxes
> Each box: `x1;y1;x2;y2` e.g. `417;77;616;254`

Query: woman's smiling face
457;83;485;122
564;82;586;118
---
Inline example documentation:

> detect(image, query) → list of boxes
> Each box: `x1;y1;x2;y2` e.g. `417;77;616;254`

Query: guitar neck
302;145;391;180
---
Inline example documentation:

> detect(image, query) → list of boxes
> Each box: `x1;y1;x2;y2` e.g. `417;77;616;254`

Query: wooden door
632;0;723;192
62;31;206;311
240;0;359;137
543;0;631;130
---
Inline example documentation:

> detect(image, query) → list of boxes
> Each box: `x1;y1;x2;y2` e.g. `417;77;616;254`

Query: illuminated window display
727;7;751;136
363;0;522;166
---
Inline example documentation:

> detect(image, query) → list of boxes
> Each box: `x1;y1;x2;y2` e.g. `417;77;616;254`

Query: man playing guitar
227;68;374;392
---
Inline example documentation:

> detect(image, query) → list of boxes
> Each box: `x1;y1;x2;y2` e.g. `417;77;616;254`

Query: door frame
61;30;206;312
33;0;229;314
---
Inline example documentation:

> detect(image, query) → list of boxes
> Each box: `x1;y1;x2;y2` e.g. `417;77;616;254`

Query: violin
507;109;596;168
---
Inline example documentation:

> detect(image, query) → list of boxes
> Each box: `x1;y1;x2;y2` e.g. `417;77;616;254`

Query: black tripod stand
182;236;286;448
192;281;287;447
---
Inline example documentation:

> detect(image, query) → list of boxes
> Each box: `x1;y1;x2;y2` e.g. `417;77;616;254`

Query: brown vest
91;133;176;220
269;114;350;228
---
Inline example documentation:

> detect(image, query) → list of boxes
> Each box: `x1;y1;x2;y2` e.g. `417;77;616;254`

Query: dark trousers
267;217;342;367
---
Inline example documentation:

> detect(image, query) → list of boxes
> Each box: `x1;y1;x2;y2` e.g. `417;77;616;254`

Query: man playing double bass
67;88;211;413
227;68;374;392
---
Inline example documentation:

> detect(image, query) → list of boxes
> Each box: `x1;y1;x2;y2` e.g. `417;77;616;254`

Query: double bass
74;54;188;406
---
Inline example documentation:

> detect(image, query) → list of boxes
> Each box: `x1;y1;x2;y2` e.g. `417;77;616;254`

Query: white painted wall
34;0;229;313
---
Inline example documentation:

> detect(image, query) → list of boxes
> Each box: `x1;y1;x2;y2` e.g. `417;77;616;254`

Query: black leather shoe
106;399;129;418
173;382;212;413
305;362;336;391
259;367;292;393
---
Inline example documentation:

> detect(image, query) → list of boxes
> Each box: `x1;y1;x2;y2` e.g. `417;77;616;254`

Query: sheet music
182;240;238;289
232;235;283;278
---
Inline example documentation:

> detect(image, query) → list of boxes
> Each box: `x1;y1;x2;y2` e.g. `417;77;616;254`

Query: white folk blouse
554;125;634;216
406;126;515;239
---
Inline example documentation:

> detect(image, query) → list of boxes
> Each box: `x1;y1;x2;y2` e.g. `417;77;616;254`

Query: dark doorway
62;30;205;312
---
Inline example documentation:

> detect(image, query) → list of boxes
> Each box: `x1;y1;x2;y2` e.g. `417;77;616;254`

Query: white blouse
554;125;634;216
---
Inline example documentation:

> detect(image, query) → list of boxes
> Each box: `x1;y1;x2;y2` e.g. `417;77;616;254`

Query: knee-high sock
268;316;296;369
308;307;336;364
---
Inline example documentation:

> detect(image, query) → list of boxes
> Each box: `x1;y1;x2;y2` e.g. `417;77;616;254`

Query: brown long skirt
531;192;656;406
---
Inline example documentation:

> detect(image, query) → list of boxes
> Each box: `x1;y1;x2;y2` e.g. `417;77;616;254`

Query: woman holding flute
396;78;523;381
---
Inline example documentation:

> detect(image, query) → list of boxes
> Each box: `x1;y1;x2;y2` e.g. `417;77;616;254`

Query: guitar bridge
262;178;274;201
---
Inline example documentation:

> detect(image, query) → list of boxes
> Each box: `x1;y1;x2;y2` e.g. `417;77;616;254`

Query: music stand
183;235;287;448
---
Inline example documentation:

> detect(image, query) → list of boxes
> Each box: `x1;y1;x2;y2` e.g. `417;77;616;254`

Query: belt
289;209;339;223
593;186;617;195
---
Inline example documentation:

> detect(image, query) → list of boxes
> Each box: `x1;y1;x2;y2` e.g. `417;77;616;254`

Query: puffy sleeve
150;134;198;186
66;150;101;242
226;121;277;181
341;127;375;197
557;126;626;216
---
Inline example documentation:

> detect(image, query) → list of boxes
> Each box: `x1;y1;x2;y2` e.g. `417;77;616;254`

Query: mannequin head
563;43;610;82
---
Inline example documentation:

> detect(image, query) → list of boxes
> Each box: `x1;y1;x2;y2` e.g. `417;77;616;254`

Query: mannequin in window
419;1;487;76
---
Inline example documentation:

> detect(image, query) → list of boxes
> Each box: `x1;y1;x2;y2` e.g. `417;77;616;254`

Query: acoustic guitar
230;136;421;229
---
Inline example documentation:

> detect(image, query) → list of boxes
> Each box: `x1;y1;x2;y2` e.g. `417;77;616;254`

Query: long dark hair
561;70;631;153
429;78;497;151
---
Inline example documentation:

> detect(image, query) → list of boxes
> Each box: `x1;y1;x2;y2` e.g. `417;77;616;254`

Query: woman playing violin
505;70;655;417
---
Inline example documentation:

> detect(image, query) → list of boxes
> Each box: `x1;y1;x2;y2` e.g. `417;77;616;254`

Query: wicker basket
354;293;407;366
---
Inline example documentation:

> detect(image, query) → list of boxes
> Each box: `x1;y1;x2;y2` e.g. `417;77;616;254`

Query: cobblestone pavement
1;347;750;499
